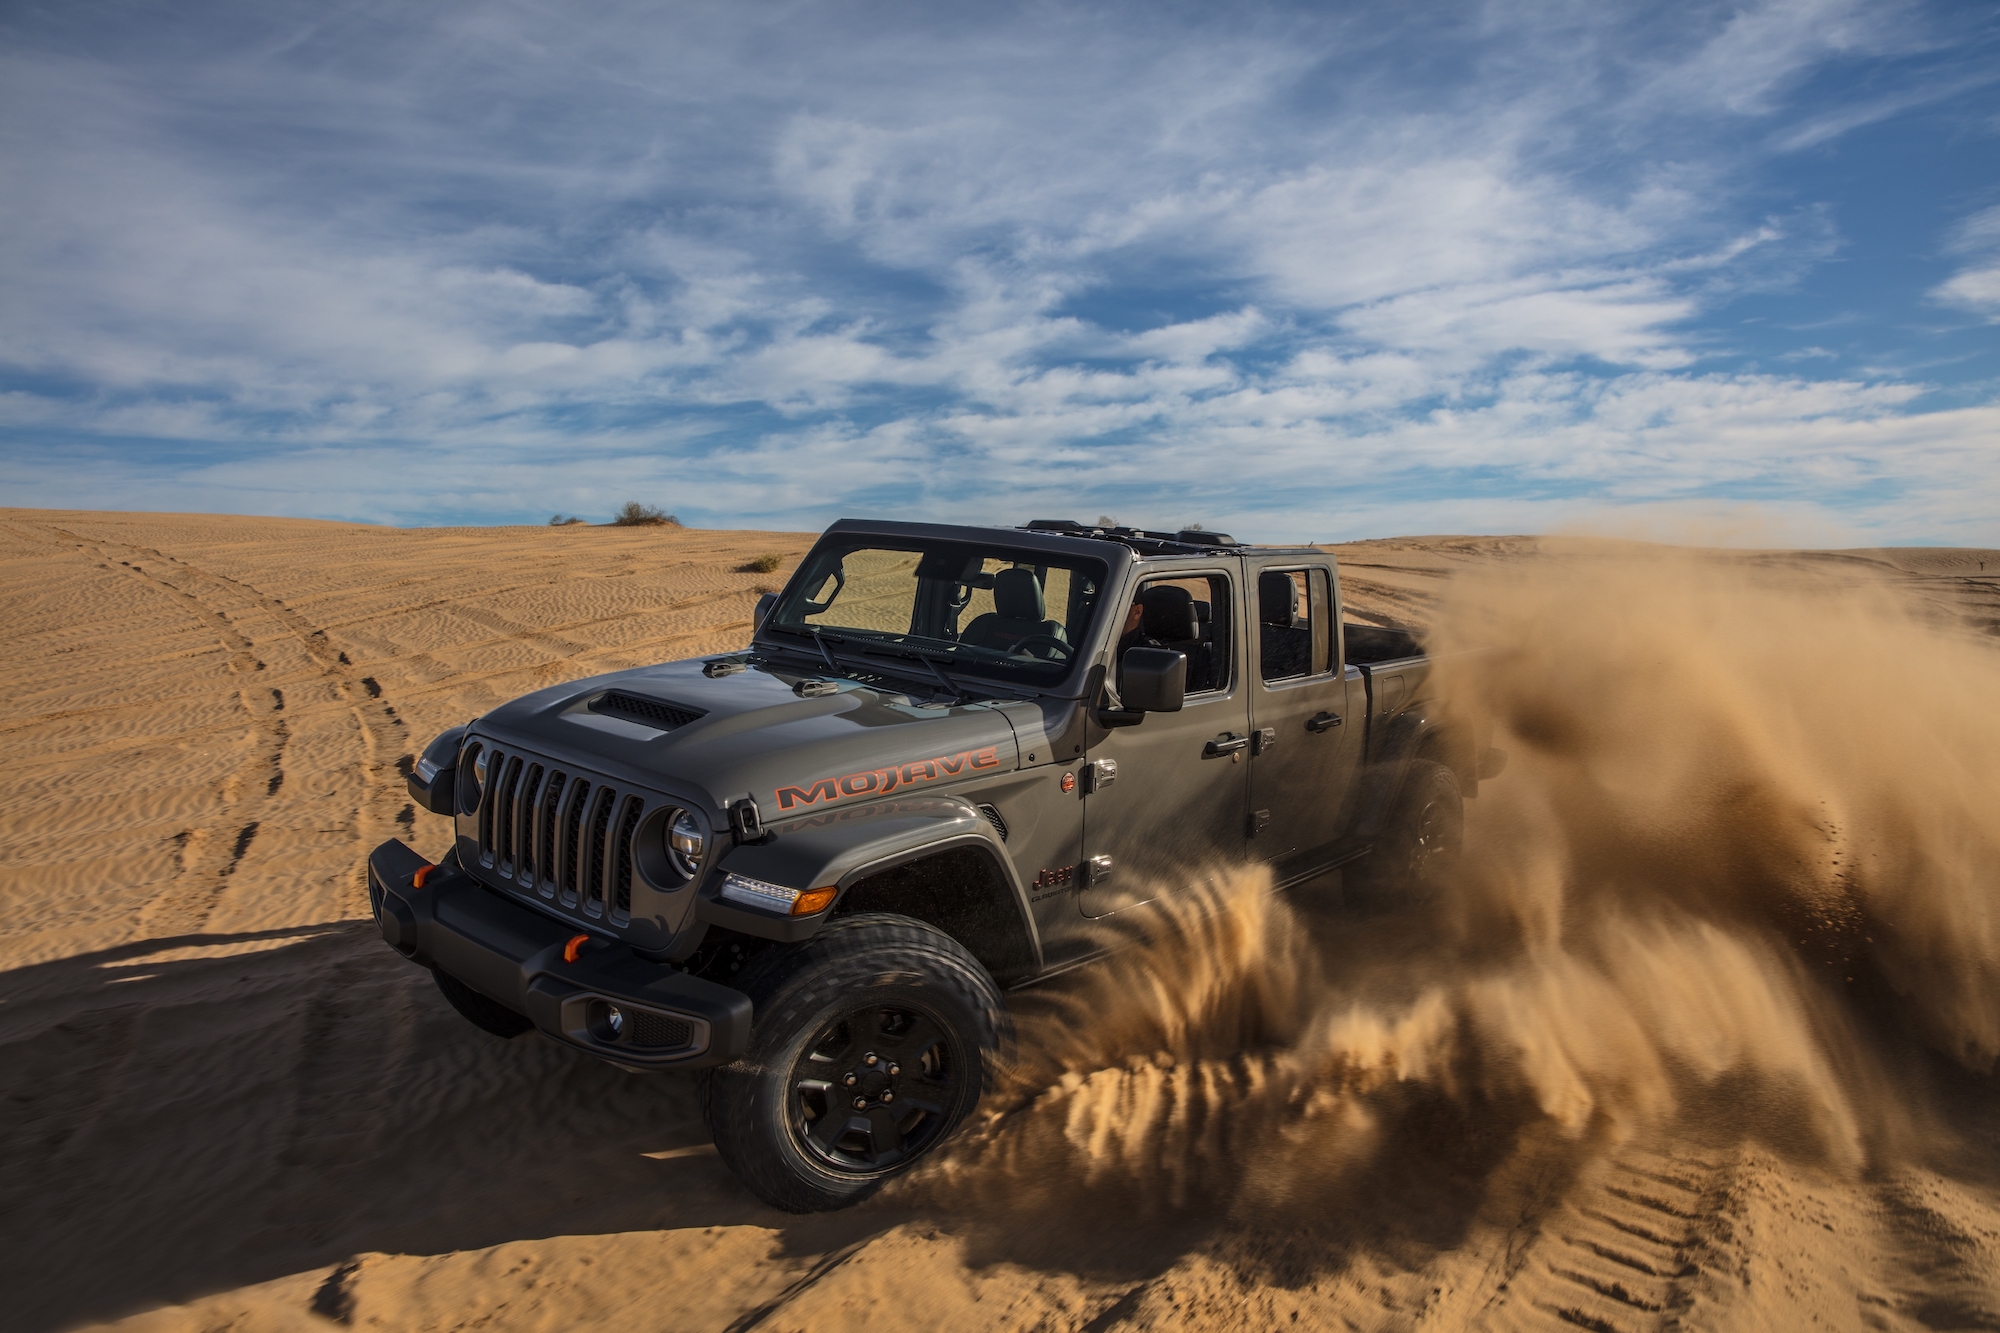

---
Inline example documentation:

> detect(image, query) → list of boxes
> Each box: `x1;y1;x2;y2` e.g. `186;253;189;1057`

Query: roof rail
1019;518;1242;555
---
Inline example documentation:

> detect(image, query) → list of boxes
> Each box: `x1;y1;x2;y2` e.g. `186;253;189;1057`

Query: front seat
1258;571;1311;680
1135;583;1208;689
960;568;1065;654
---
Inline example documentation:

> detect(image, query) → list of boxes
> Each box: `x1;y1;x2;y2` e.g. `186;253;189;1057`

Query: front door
1079;568;1250;917
1245;563;1361;880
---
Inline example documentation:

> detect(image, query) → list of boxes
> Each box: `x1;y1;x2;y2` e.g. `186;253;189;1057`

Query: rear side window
1120;572;1233;694
1258;567;1332;682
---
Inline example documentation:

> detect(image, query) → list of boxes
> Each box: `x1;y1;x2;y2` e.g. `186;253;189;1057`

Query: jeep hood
469;656;1027;817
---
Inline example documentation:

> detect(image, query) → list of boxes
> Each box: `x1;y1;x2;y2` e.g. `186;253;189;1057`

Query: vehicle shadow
1;893;1532;1331
0;922;886;1332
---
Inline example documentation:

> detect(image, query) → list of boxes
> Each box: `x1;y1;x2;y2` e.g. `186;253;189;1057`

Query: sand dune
3;508;1998;1332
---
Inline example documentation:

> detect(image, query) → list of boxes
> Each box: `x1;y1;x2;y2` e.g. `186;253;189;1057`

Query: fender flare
833;833;1042;979
1350;704;1469;840
693;796;1041;975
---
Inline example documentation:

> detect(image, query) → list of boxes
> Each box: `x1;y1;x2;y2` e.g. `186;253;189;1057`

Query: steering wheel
1007;634;1073;662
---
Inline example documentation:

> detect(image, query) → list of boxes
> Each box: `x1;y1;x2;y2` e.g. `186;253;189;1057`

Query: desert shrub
610;501;680;527
740;553;783;574
548;514;586;526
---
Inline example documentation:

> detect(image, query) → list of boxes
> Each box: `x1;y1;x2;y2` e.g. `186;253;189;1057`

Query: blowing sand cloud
925;546;2000;1218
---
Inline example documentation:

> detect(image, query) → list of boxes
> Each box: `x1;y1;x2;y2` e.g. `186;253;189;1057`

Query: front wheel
702;914;1005;1212
1346;758;1463;906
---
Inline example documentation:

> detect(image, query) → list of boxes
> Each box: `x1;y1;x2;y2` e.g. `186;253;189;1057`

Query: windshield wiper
853;641;968;704
764;624;859;679
805;627;843;674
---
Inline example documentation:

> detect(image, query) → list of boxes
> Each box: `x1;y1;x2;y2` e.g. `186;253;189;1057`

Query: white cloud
1933;204;2000;320
0;0;1993;545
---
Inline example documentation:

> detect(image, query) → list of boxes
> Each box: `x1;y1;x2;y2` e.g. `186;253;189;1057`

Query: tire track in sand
31;526;409;929
1473;1144;1737;1332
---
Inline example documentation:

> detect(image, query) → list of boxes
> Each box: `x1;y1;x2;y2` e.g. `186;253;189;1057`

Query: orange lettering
776;778;840;810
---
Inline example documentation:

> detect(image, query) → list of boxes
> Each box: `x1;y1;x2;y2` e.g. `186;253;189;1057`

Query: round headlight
668;809;707;878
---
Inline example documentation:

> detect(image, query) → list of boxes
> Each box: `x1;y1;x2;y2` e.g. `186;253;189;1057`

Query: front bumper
367;839;753;1071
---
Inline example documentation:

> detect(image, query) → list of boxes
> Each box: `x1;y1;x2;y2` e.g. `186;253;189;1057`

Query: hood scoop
589;690;707;732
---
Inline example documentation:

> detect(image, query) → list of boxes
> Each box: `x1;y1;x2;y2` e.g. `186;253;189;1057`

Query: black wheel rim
1410;793;1461;883
787;1002;961;1175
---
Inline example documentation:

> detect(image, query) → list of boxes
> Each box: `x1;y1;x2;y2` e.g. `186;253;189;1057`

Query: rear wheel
702;913;1004;1212
432;967;533;1038
1347;758;1463;906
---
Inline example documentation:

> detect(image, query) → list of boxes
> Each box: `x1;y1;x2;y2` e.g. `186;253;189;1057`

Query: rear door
1078;564;1250;916
1245;561;1362;879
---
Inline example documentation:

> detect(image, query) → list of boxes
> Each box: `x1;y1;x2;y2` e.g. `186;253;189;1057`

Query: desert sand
4;508;1999;1333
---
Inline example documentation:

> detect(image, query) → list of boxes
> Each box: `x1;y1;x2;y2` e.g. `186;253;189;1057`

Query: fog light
587;998;626;1042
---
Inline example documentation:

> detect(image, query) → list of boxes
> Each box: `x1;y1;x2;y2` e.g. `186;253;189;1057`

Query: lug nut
881;1090;895;1103
887;1063;900;1077
852;1096;867;1110
864;1052;878;1066
843;1073;857;1086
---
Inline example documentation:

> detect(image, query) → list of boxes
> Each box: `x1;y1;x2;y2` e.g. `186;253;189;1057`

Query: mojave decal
775;745;1001;810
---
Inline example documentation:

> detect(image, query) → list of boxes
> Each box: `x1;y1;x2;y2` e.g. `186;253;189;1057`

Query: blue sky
2;0;1996;543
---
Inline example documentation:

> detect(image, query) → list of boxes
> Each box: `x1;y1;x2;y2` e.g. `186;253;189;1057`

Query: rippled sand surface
4;508;1999;1332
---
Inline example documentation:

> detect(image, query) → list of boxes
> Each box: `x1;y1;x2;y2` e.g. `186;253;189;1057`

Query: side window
1258;567;1330;683
1118;572;1233;695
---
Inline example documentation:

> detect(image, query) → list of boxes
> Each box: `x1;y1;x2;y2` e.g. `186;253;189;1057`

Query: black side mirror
754;592;777;633
1119;647;1186;713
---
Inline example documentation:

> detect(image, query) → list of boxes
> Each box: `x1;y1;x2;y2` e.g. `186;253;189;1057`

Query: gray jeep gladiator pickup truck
368;518;1497;1210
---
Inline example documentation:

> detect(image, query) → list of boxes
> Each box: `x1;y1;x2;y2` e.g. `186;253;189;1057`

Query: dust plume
926;544;2000;1218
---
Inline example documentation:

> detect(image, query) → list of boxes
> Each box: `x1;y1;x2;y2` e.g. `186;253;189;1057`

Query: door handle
1203;734;1250;757
1251;727;1276;756
1305;711;1342;733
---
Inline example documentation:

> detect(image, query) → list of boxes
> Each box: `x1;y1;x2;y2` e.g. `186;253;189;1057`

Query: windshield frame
757;534;1114;695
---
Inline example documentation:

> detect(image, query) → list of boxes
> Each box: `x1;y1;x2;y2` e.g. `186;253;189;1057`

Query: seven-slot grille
473;745;654;924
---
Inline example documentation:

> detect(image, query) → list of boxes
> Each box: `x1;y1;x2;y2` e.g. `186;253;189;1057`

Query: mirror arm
1095;707;1145;728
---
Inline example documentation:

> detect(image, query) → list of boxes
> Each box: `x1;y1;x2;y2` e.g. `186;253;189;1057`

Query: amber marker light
563;933;590;963
790;886;838;916
411;864;434;889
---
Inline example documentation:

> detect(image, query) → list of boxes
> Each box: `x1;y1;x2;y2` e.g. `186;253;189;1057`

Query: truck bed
1345;623;1429;761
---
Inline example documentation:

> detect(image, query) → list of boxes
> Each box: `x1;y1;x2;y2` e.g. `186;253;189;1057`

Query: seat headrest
992;567;1044;620
1139;584;1199;641
1258;571;1298;627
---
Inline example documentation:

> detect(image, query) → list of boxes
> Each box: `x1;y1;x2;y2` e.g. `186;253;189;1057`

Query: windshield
765;538;1108;688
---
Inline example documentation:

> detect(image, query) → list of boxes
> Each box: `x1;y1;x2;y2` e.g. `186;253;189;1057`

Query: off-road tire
1346;758;1463;906
432;967;533;1038
701;913;1005;1212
